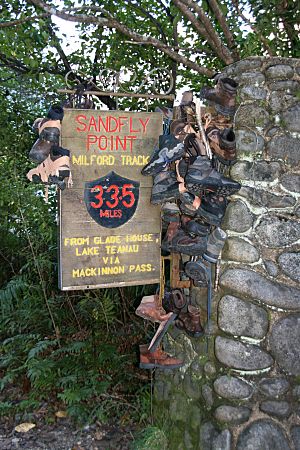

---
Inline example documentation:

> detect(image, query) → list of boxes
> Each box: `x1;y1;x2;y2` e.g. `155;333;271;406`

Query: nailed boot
206;126;237;166
175;305;204;338
139;345;184;370
135;294;174;323
200;77;238;117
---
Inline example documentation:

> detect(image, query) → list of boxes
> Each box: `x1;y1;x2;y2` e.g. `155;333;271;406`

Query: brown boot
206;126;236;166
175;305;204;338
200;77;238;117
135;295;175;323
139;345;184;370
161;221;180;253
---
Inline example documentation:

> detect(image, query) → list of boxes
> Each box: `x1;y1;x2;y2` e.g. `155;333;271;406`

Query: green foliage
133;426;168;450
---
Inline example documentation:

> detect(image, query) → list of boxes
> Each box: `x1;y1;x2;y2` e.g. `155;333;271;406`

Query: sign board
59;109;162;290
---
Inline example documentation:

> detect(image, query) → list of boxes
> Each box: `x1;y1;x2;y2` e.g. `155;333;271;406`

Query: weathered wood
170;253;191;289
58;89;175;101
59;109;162;290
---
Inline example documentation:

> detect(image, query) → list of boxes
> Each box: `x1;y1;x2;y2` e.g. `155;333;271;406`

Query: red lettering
88;116;97;132
87;134;97;151
76;114;87;132
129;117;140;133
139;117;150;133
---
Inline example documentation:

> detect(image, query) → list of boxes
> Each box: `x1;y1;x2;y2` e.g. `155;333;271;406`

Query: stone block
281;103;300;132
212;430;232;450
220;268;300;310
280;173;300;193
291;426;300;450
256;216;300;248
260;400;291;418
240;186;295;208
235;104;270;128
258;377;290;398
240;85;267;100
199;422;218;450
214;375;253;400
278;252;300;282
202;384;214;407
223;237;259;263
236;419;290;450
236;129;265;153
269;80;299;91
264;260;278;277
230;161;282;182
270;314;300;375
265;65;294;79
218;295;268;339
269;91;298;113
215;336;273;370
267;135;300;165
239;71;265;85
222;200;253;232
214;405;251;425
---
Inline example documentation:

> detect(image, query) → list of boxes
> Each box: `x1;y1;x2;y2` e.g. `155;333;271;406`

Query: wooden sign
59;109;162;290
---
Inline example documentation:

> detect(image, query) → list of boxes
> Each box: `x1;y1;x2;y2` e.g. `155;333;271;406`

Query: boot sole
186;181;240;196
151;189;181;205
139;362;184;370
185;262;208;283
169;243;207;256
195;208;223;226
148;313;177;353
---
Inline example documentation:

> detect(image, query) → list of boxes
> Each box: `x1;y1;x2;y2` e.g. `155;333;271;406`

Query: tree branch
29;0;215;76
175;0;234;64
207;0;240;59
0;13;49;27
232;0;274;56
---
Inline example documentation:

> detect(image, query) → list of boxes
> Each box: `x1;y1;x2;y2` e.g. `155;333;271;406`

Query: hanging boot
175;305;204;338
200;77;238;117
135;294;175;323
203;227;227;263
139;345;184;370
206;126;237;166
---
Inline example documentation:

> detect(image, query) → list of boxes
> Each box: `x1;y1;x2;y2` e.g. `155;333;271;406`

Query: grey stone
169;393;188;422
291;426;300;450
231;59;262;75
295;203;300;217
258;377;290;398
222;200;253;232
278;252;300;282
203;361;217;377
265;65;294;79
270;314;300;375
214;405;251;425
223;237;259;263
183;373;201;399
269;92;298;113
240;85;268;100
239;71;265;85
202;384;214;407
282;103;300;133
230;161;282;182
235;104;270;128
215;336;273;370
269;80;299;92
256;216;300;248
212;430;232;450
236;129;265;153
240;186;295;208
266;126;280;137
220;268;300;310
281;173;300;193
214;375;253;400
236;419;291;450
218;295;268;339
199;422;218;450
260;400;291;418
292;385;300;398
264;260;278;277
267;135;300;165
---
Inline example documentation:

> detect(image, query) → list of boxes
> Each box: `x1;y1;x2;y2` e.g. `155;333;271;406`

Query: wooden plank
59;109;163;290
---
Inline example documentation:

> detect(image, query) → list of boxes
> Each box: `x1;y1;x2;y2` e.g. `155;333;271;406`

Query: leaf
15;423;36;433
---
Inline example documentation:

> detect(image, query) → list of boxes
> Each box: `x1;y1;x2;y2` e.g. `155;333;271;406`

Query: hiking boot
29;118;61;163
141;135;185;176
47;104;64;121
196;192;228;226
151;177;181;205
185;220;210;238
161;202;180;223
185;258;211;286
135;294;175;323
175;305;204;338
184;133;206;157
139;345;184;370
203;227;227;263
168;228;207;256
206;126;237;166
185;156;241;196
163;289;187;314
200;77;238;117
161;222;180;253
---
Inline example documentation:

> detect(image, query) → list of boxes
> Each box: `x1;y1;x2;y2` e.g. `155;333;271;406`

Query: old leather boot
200;77;238;117
206;126;237;166
135;294;175;323
175;305;204;338
203;227;227;263
161;221;180;253
139;345;184;370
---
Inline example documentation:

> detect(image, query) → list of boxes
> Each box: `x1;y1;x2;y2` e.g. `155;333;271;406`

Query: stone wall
154;57;300;450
